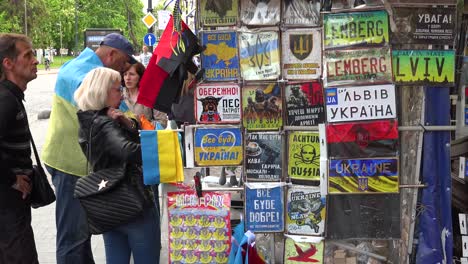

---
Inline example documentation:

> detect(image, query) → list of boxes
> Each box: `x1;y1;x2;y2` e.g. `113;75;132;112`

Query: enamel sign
195;83;241;123
242;83;283;131
391;6;456;45
392;50;455;86
286;186;325;236
200;31;239;81
239;30;281;81
283;0;320;26
285;82;325;126
240;0;280;26
245;183;284;232
194;127;243;166
282;28;322;80
323;10;389;49
288;131;321;182
325;84;397;123
324;47;392;87
245;132;282;182
200;0;238;26
328;158;399;194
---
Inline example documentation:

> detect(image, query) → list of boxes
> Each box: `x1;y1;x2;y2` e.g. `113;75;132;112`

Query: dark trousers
46;165;95;264
0;189;38;264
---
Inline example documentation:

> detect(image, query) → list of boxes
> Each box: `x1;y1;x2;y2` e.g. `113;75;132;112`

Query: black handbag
73;116;146;235
28;112;56;209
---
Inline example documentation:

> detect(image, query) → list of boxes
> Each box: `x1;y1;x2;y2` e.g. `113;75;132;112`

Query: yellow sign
142;12;157;29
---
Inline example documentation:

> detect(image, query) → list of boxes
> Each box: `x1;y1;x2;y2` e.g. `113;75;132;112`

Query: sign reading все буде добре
392;50;455;86
391;5;456;45
245;183;284;232
323;10;389;49
325;84;396;123
324;47;392;87
194;126;243;167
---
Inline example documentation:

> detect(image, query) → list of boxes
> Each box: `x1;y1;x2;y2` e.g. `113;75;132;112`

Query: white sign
157;10;171;30
325;84;397;123
195;83;241;123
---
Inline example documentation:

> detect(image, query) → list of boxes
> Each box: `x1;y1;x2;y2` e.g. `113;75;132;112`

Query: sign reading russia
194;127;243;166
324;47;392;87
323;10;389;49
325;84;396;123
392;50;454;86
195;83;241;123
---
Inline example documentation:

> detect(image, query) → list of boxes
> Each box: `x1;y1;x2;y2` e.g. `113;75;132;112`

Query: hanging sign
391;6;456;45
200;31;239;81
392;50;455;86
245;132;283;182
195;83;241;123
242;83;283;131
323;10;389;49
245;183;284;232
325;84;397;123
239;30;281;81
286;186;325;236
324;47;392;87
326;119;399;159
283;0;321;26
327;194;401;239
329;158;399;194
200;0;239;26
240;0;280;25
285;82;325;126
194;126;243;166
284;236;324;264
167;191;231;263
288;131;321;182
282;28;322;80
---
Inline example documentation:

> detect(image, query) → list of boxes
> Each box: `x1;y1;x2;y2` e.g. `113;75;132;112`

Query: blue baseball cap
100;33;137;64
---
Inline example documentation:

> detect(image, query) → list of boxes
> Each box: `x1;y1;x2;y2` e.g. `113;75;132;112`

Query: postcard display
180;0;455;263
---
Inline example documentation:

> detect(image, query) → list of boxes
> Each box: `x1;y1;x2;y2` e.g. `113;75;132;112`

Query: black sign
391;6;456;45
285;82;325;126
84;28;123;51
245;132;282;181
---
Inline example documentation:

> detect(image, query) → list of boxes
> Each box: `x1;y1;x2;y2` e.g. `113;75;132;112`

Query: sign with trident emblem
282;28;322;80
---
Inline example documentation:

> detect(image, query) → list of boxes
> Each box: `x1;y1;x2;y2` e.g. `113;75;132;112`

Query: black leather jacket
77;108;141;172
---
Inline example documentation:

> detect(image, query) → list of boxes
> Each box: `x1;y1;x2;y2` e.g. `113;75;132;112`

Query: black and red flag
326;119;399;159
138;0;202;113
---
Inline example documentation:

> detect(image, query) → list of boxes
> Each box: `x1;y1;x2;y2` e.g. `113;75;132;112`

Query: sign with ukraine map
194;126;243;166
201;31;240;81
239;30;281;80
168;191;231;264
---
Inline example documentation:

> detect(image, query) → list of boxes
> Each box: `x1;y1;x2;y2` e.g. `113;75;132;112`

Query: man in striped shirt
0;33;39;263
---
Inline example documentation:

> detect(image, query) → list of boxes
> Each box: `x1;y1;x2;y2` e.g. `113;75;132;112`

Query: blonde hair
74;67;121;111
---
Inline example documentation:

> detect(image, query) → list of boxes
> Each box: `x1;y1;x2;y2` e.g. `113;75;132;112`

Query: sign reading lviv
325;84;397;123
239;30;281;81
328;158;399;194
195;83;241;123
324;47;392;87
282;28;322;80
200;0;238;26
323;10;389;49
201;31;239;81
392;50;455;86
391;6;456;45
194;127;243;167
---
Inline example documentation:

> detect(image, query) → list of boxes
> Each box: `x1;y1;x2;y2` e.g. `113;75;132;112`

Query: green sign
392;50;455;86
323;10;389;49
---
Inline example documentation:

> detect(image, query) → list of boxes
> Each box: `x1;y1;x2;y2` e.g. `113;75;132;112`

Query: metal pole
59;21;63;64
147;0;154;52
74;0;78;55
24;0;27;36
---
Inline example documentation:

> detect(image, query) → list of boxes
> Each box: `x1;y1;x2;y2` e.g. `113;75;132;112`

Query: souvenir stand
159;0;458;263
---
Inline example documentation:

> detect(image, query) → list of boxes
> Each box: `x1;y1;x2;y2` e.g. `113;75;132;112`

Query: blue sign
465;108;468;125
193;127;243;166
200;31;239;81
143;33;157;46
325;88;338;105
245;184;284;232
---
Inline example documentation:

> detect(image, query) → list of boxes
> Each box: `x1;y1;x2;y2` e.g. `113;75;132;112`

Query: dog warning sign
195;83;241;124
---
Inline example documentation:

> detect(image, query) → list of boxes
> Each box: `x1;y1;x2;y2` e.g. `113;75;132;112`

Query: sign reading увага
245;183;284;232
325;84;397;123
323;10;389;49
194;126;243;167
392;49;455;86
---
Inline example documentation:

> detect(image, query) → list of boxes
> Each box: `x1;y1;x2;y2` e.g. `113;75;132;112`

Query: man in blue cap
42;33;136;264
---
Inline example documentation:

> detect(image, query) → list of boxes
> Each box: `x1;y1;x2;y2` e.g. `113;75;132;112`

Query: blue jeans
103;206;161;264
46;165;94;264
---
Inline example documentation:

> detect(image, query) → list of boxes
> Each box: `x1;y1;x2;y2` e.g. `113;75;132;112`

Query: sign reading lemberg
325;84;397;123
323;10;389;49
392;50;455;86
200;0;239;26
325;47;392;87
